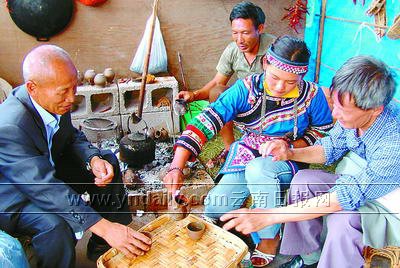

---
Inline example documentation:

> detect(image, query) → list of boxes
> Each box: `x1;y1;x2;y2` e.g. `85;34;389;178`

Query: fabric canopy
304;0;400;101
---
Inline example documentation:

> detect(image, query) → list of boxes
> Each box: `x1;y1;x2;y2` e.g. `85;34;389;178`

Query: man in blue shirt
220;55;400;267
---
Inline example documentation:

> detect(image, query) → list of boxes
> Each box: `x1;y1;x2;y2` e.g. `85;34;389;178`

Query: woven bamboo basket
364;246;400;268
97;214;248;268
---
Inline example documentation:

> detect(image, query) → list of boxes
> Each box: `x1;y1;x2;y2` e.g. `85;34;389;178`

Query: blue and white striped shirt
316;102;400;210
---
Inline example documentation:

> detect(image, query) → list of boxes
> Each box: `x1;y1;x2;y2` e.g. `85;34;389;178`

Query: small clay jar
154;127;169;141
168;191;190;221
84;69;96;85
186;221;205;241
103;68;115;84
94;73;107;87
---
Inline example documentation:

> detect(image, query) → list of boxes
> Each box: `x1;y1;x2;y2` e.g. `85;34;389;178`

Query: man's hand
162;168;184;194
90;219;151;259
220;208;271;235
259;140;292;161
176;91;194;102
90;156;114;187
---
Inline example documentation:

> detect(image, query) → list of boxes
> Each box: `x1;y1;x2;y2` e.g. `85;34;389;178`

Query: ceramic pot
103;68;115;84
154;127;169;141
94;73;106;87
84;69;96;85
186;221;205;241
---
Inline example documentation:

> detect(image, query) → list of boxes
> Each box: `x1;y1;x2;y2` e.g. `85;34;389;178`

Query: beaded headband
266;47;308;75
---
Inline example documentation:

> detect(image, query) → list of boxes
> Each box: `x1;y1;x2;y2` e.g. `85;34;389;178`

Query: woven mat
98;214;247;268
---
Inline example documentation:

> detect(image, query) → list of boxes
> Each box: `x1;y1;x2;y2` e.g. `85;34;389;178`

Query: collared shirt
316;102;400;210
216;33;275;79
30;97;61;166
30;97;85;239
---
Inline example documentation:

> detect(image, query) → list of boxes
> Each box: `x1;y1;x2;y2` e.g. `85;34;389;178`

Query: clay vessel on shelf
103;68;115;84
94;73;107;87
84;69;96;85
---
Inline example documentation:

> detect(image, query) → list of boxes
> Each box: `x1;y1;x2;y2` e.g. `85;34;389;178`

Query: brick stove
73;76;214;212
71;76;180;137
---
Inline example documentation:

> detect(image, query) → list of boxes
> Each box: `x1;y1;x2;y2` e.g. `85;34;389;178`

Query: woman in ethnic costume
163;36;333;266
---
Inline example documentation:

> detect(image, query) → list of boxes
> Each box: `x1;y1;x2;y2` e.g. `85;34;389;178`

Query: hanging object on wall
282;0;308;33
6;0;73;41
366;0;387;38
387;14;400;40
130;0;168;74
77;0;107;6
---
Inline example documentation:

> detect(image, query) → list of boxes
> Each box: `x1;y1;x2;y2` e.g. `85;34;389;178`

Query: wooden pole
137;0;159;119
315;0;327;83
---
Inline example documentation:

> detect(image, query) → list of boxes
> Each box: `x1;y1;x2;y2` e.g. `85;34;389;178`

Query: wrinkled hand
162;169;184;194
220;208;271;235
176;91;194;102
258;140;290;161
102;222;151;259
90;156;114;187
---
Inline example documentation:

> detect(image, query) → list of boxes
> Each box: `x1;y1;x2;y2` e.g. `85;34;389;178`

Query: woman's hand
258;139;291;161
163;168;184;194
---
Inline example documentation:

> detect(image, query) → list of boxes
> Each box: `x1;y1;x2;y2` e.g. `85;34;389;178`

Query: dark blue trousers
9;150;131;268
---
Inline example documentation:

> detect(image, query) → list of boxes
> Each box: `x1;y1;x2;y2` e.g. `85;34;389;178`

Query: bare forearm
170;146;192;168
289;145;326;164
89;218;108;237
194;80;218;101
268;192;342;224
193;73;230;101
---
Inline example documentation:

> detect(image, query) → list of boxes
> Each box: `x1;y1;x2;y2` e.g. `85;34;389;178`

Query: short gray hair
331;55;396;109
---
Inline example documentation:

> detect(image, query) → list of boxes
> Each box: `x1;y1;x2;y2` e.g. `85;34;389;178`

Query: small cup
186;221;205;241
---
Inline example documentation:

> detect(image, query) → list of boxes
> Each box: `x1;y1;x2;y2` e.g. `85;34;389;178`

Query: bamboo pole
137;0;159;119
315;0;327;83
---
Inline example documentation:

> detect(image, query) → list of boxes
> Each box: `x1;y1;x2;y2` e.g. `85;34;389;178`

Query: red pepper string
282;0;308;33
5;0;11;12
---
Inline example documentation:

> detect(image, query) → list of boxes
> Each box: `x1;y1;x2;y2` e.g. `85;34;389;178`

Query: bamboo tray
97;214;248;268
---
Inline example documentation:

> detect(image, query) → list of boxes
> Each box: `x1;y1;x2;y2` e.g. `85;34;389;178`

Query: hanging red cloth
78;0;107;6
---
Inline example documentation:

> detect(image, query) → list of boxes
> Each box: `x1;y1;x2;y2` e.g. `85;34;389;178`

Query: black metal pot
119;117;156;168
7;0;74;41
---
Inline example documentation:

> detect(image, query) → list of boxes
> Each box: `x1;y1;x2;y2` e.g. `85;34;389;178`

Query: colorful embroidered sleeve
175;79;250;158
301;87;333;145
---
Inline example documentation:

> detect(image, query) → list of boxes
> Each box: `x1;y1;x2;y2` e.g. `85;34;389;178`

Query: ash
96;138;203;195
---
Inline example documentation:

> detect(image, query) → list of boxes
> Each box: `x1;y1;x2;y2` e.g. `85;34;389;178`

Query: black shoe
86;238;111;262
280;255;318;268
